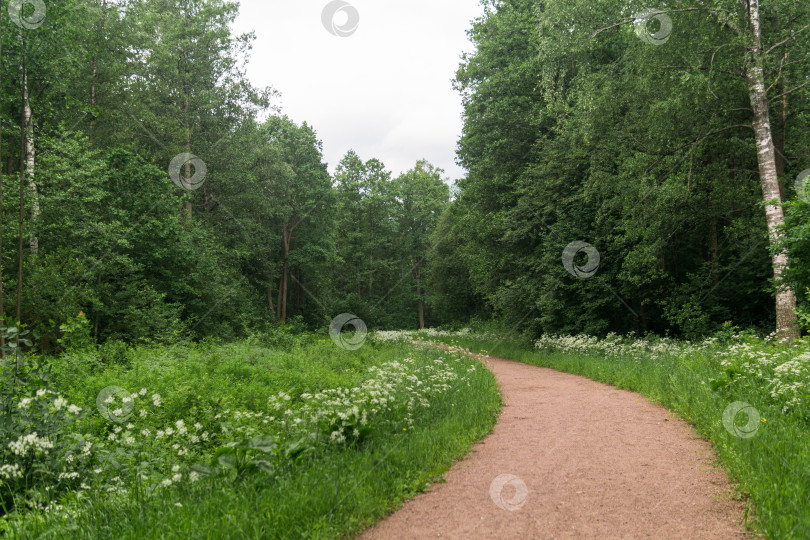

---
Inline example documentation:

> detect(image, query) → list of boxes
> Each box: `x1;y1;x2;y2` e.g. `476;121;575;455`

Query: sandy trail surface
362;349;747;539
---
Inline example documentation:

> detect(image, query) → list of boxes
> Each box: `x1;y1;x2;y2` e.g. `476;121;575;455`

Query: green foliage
448;0;808;337
0;390;88;516
0;325;42;415
0;0;465;346
4;335;499;538
199;436;279;480
58;312;93;352
331;154;451;329
0;322;89;517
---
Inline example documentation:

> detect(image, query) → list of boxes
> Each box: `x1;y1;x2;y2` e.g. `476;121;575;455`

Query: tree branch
765;52;787;94
590;8;720;39
771;80;810;101
764;24;810;56
643;124;753;175
663;65;745;79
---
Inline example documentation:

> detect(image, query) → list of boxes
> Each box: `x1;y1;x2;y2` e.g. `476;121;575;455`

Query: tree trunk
281;259;288;323
183;84;192;219
745;0;800;340
295;267;302;313
415;264;425;329
639;297;649;332
0;0;5;357
267;285;275;314
20;36;37;254
182;16;192;219
183;121;192;219
16;105;25;321
276;275;283;319
280;225;291;324
772;56;788;201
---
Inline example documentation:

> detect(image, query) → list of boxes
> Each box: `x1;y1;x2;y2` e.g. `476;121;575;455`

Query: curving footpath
362;350;748;539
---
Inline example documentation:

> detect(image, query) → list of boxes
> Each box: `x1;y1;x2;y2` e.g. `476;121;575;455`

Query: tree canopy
0;0;807;348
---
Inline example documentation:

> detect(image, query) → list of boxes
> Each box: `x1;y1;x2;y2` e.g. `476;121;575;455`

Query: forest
0;0;804;352
0;0;453;350
1;0;810;537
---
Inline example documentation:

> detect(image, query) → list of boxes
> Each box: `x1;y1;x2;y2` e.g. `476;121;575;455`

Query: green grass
425;333;810;539
2;337;500;538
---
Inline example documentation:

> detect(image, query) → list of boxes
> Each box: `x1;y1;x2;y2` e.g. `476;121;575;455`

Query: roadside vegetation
388;327;810;539
0;331;499;538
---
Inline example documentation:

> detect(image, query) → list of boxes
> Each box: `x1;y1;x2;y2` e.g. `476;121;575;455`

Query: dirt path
362;350;747;539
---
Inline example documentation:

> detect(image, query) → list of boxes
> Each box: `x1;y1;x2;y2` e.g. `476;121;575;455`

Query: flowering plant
533;332;810;421
0;389;87;515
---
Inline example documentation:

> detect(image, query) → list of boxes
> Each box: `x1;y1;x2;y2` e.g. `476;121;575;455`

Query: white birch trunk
745;0;800;340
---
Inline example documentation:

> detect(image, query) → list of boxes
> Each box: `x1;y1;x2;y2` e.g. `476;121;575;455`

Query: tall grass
2;338;500;539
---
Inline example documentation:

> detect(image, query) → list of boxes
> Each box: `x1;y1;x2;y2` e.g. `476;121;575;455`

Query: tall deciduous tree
396;161;449;329
261;116;332;324
741;0;801;340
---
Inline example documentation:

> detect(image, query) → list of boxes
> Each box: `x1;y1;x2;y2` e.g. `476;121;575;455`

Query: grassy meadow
1;333;500;538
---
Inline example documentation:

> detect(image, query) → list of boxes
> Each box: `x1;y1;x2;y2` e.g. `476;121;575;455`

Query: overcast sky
232;0;485;181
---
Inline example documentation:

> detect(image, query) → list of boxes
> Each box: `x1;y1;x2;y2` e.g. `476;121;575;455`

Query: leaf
246;437;276;453
190;464;215;477
284;437;310;459
70;433;86;445
212;446;236;468
217;453;237;468
251;460;274;474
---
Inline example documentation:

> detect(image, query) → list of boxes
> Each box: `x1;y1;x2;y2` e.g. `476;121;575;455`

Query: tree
741;0;802;340
396;161;449;329
451;0;808;338
260;116;333;324
125;0;269;218
588;1;806;339
425;198;487;324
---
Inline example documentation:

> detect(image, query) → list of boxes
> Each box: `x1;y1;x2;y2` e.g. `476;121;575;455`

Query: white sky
232;0;485;181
